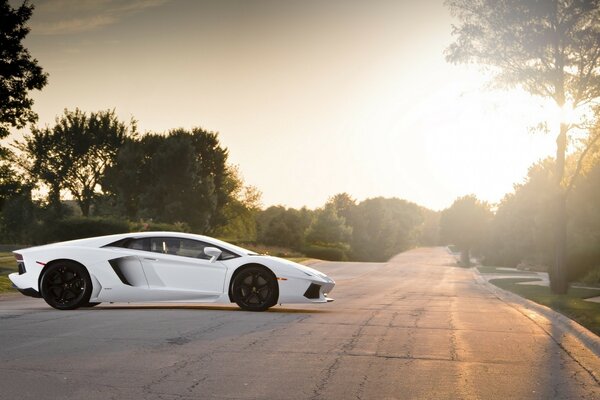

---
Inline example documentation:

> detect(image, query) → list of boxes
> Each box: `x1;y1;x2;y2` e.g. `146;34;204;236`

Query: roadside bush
579;266;600;285
38;217;130;243
303;245;347;261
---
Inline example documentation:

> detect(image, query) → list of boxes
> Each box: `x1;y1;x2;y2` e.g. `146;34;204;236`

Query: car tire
232;266;278;311
40;261;92;310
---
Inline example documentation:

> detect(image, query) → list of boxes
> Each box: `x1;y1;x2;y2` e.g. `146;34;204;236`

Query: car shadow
90;304;330;313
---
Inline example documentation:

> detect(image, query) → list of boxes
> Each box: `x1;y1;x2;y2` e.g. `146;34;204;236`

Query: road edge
471;268;600;383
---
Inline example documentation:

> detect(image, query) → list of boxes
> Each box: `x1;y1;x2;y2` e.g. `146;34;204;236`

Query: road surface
1;247;599;399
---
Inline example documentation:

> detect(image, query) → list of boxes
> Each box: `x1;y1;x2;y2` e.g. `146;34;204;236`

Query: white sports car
8;232;335;311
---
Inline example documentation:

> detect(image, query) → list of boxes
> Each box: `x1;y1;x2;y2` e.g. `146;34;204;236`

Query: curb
471;268;600;382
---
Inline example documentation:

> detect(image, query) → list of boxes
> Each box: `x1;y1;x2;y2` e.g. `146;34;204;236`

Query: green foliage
15;109;135;216
104;128;231;233
349;197;424;262
440;195;492;265
0;276;15;293
483;160;556;267
212;167;262;241
305;203;352;247
0;187;36;244
446;0;600;292
256;206;312;250
303;244;347;262
566;162;600;280
0;0;48;138
580;267;600;286
36;217;129;243
483;155;600;282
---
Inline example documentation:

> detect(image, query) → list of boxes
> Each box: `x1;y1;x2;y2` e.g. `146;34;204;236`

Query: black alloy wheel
232;266;278;311
40;261;92;310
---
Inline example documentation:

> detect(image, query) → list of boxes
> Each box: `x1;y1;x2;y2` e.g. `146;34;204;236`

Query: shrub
38;217;130;243
303;245;347;261
579;266;600;286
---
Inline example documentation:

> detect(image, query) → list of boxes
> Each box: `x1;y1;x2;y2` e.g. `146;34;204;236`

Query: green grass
489;278;600;336
478;266;538;275
0;275;15;293
0;251;16;293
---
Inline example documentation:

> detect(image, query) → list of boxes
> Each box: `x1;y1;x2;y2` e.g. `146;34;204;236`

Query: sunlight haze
18;0;557;210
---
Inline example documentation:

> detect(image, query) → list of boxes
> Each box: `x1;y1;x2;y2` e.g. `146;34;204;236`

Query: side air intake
304;283;321;299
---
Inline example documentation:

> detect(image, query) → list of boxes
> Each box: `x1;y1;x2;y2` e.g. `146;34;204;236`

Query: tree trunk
460;248;471;267
550;123;568;294
79;199;90;217
49;186;62;217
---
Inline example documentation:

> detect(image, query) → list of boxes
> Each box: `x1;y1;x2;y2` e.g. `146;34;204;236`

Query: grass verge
489;278;600;336
0;251;16;294
478;266;538;275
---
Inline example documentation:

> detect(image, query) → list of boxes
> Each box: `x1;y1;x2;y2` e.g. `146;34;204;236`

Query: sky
14;0;558;210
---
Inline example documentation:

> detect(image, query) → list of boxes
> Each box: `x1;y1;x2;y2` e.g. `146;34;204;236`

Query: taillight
15;253;26;275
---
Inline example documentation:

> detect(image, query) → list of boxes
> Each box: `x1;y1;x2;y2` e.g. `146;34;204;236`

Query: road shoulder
472;268;600;384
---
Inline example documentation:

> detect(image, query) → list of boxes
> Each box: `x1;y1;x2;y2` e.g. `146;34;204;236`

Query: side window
127;238;150;251
148;237;238;260
105;237;238;260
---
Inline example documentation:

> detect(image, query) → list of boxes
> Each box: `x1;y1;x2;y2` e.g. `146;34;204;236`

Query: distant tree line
255;194;438;262
0;106;438;260
440;140;600;284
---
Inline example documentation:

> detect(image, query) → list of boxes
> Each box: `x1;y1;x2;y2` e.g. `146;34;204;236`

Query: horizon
10;0;559;211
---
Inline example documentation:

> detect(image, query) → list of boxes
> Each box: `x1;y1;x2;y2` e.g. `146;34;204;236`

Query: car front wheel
232;266;278;311
40;261;92;310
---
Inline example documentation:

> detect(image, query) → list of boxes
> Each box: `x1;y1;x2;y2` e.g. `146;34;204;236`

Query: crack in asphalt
310;309;380;400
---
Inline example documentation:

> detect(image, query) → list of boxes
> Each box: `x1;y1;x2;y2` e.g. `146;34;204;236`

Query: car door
138;237;228;295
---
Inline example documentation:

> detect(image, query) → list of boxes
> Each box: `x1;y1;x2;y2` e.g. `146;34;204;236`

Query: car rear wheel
232;266;278;311
40;261;92;310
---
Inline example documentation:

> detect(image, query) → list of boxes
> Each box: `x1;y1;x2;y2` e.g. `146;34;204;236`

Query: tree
0;0;47;138
483;160;556;267
305;203;352;247
440;195;492;266
350;197;423;262
15;109;135;216
256;206;313;250
104;128;231;232
212;166;262;241
446;0;600;292
328;192;356;222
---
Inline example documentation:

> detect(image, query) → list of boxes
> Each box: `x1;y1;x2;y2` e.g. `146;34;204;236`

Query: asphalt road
1;247;599;399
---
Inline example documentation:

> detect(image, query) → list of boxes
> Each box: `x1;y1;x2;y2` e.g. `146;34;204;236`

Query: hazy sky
16;0;557;210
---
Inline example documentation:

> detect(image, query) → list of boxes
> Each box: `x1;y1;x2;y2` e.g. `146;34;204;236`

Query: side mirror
204;247;222;263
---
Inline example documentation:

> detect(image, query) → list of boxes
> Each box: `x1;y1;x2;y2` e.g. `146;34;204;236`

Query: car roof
18;231;253;256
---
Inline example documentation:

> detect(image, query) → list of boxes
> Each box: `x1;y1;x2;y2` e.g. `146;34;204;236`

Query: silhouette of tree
104;128;231;232
0;0;47;138
446;0;600;292
15;109;135;216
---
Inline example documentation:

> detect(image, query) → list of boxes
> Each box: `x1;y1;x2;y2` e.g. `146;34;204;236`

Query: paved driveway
1;247;598;399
